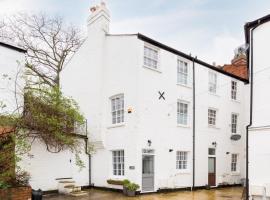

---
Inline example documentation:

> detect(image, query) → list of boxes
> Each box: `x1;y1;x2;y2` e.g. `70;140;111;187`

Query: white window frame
176;151;188;170
208;108;217;127
231;154;238;172
208;71;217;94
177;59;189;86
143;43;159;70
110;94;124;125
231;113;238;134
177;100;189;126
112;150;125;176
231;80;238;100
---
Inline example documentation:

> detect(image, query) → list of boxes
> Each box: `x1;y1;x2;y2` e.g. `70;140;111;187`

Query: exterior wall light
147;140;152;147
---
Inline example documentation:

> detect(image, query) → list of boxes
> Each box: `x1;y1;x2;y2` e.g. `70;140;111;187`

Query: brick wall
0;186;31;200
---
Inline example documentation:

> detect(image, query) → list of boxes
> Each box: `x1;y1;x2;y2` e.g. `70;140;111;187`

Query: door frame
208;156;216;186
141;149;155;193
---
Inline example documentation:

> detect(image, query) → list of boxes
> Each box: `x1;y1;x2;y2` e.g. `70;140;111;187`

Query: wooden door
208;157;216;186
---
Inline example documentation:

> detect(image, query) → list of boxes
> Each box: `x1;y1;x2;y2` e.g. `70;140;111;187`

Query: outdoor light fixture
147;140;152;147
212;142;217;147
169;149;173;152
226;152;230;155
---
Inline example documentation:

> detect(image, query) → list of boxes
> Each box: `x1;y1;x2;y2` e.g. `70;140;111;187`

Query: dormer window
144;45;159;69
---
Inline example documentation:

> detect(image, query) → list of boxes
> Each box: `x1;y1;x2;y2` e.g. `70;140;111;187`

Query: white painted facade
62;3;247;192
247;18;270;199
0;43;25;114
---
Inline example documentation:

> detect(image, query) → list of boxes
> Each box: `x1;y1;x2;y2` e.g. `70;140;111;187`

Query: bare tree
8;13;85;87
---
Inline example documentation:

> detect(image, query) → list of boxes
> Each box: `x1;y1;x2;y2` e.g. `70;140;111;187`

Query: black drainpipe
84;119;92;187
192;56;196;189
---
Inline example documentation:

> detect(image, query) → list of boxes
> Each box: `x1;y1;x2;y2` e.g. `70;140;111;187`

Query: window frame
208;108;217;127
231;153;238;172
208;71;217;94
231;113;238;134
176;151;188;170
110;94;124;125
112;150;125;176
177;100;189;126
231;80;238;100
143;43;160;70
177;58;189;86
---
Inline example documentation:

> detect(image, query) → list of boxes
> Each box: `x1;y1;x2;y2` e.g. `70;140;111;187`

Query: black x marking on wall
158;91;165;100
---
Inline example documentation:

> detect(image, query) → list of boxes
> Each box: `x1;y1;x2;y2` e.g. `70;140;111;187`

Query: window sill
231;172;240;176
208;125;220;130
176;170;191;174
176;83;192;89
177;124;190;128
107;123;125;129
143;65;162;73
208;92;220;97
231;99;240;103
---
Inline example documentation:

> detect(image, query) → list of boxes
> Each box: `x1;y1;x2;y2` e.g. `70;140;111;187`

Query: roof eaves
137;33;248;83
0;42;26;53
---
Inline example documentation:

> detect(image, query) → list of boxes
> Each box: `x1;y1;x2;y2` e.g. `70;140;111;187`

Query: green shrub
123;179;130;187
126;182;140;191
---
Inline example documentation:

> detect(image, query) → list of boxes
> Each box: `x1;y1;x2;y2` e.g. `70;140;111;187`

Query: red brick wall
0;186;31;200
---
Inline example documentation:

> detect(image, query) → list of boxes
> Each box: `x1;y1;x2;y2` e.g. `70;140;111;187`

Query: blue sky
1;0;270;64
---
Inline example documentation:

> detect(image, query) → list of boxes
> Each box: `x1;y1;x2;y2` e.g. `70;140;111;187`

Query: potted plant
124;182;140;197
122;179;130;195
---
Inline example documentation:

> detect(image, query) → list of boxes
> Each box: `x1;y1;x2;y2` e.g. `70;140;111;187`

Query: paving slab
44;186;243;200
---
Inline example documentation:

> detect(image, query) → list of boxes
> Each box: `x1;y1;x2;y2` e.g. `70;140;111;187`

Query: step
70;191;88;197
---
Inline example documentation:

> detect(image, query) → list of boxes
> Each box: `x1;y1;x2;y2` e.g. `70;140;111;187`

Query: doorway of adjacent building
142;154;154;192
208;157;216;186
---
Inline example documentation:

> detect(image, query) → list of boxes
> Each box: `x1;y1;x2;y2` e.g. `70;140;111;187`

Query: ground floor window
112;150;124;176
231;154;238;172
176;151;188;169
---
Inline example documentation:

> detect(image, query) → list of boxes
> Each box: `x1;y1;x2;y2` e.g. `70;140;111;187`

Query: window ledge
143;65;162;73
208;125;220;130
176;83;192;89
231;172;240;176
176;170;191;174
107;123;125;129
208;92;220;97
231;99;240;103
177;124;190;128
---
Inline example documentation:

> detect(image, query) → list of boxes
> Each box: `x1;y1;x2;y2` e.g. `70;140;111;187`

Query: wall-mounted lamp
226;152;230;155
169;149;173;152
127;107;132;113
147;140;152;147
212;142;217;147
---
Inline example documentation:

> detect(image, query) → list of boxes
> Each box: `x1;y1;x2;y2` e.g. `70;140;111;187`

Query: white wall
20;139;89;191
0;45;25;114
248;20;270;197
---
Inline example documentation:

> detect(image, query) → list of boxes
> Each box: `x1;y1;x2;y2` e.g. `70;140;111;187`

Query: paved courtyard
44;187;243;200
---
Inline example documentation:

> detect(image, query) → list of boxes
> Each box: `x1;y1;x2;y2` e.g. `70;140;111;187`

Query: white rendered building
245;15;270;200
62;2;248;193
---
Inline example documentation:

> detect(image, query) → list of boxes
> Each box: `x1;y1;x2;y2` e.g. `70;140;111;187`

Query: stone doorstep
70;191;88;197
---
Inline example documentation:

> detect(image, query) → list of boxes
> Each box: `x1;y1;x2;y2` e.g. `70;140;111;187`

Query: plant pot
123;186;127;195
126;190;136;197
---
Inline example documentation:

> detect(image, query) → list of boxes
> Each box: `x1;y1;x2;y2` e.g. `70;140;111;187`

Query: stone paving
44;187;243;200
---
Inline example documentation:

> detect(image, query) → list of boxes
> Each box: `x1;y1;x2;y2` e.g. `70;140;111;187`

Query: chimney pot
90;6;96;12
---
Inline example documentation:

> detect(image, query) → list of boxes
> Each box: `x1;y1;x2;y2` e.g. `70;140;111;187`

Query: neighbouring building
245;14;270;200
62;2;249;193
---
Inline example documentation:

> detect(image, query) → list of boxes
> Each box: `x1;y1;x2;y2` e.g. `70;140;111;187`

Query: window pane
144;46;158;69
111;95;124;124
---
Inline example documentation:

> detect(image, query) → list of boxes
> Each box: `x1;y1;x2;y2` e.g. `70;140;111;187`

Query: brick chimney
222;52;248;80
87;1;110;35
